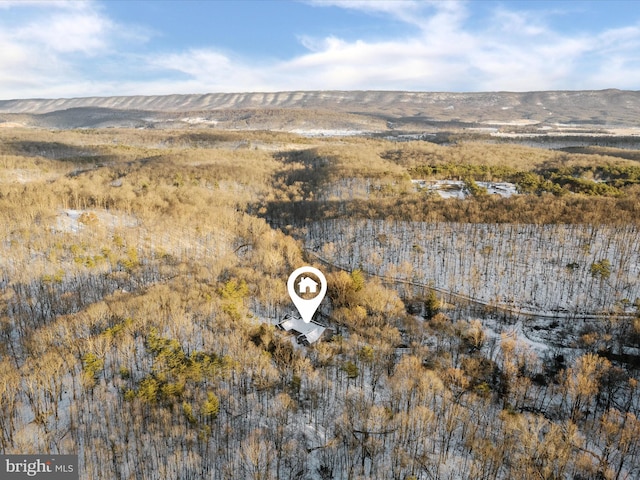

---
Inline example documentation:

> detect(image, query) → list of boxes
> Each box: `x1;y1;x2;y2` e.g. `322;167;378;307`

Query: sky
0;0;639;100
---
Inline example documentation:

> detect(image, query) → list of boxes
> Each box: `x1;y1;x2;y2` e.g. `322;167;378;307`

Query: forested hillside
1;127;640;479
305;220;640;316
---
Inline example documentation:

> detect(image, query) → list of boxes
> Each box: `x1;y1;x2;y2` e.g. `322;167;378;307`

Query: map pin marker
287;266;327;323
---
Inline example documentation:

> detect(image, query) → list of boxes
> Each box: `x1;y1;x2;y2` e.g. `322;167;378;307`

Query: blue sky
0;0;639;99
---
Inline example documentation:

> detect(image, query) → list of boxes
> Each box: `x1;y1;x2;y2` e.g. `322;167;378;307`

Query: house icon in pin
298;276;319;294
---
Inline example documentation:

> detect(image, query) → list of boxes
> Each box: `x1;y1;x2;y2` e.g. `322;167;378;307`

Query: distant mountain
1;90;639;133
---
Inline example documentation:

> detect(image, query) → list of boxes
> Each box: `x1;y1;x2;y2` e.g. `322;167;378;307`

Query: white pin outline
287;266;327;323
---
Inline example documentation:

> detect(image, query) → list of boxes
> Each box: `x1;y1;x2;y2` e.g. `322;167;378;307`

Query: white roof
278;316;318;335
302;326;325;344
277;316;326;343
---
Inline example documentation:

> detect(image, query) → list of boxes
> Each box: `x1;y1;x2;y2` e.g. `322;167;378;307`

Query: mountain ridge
1;89;639;132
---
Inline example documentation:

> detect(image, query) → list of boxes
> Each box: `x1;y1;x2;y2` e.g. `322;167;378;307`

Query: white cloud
121;4;640;95
306;0;430;28
490;9;549;36
1;0;639;99
0;1;79;9
148;49;275;93
276;2;640;92
16;10;114;54
275;37;467;91
0;0;149;98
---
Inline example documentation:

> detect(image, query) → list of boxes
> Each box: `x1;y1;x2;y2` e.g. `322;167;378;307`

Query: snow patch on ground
0;168;60;184
55;209;138;233
481;119;539;125
492;128;640;138
180;117;219;125
289;128;366;137
412;180;518;199
482;317;551;358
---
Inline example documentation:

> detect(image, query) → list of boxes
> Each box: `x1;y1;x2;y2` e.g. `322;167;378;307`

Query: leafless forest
305;220;640;316
2;127;640;479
